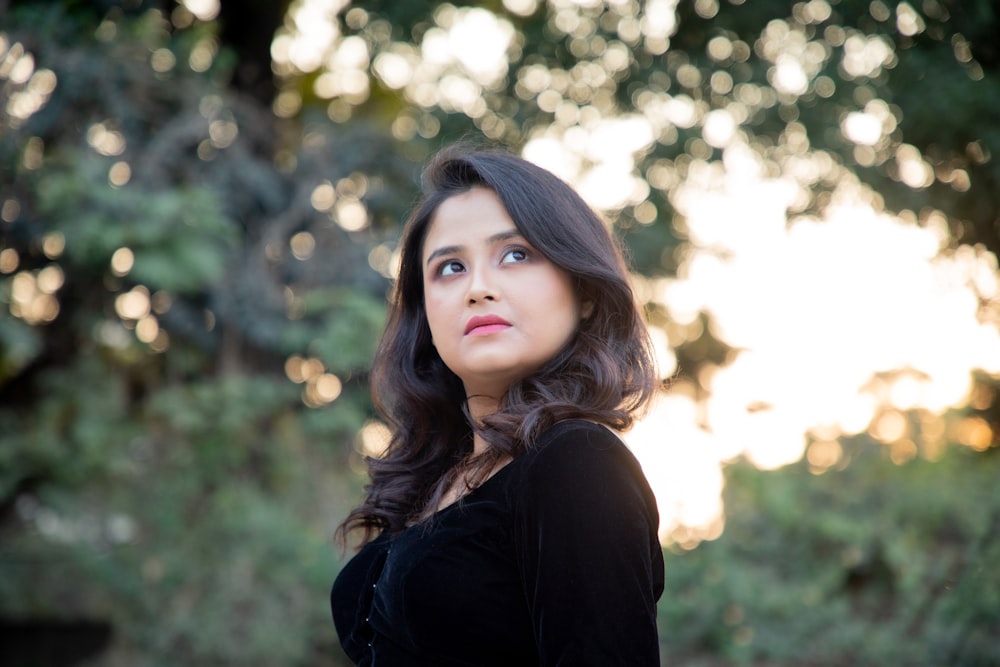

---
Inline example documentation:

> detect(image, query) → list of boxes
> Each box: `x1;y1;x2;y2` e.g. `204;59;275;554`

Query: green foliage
0;4;378;665
0;308;40;381
660;445;1000;666
0;360;354;665
288;287;387;375
37;154;237;292
0;351;142;503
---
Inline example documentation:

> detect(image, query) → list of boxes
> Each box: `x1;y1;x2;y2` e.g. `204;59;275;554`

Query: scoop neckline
398;420;613;533
417;454;518;521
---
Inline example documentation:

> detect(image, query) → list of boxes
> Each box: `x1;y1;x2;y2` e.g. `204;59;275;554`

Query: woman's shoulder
532;418;632;458
506;418;660;546
511;419;646;489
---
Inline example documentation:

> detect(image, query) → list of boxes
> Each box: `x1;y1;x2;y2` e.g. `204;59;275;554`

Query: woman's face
421;187;583;401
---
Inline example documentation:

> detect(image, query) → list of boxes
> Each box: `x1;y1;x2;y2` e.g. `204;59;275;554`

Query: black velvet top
330;420;664;666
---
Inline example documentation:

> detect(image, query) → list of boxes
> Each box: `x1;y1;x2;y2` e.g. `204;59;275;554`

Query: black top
330;420;664;666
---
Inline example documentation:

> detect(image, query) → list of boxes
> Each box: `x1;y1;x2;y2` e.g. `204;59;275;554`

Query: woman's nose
466;264;497;303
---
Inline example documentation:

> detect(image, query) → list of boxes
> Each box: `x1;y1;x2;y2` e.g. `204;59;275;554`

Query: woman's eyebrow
424;230;524;267
425;244;463;267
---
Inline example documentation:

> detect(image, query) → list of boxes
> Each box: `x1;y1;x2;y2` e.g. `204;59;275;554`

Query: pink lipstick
464;314;511;336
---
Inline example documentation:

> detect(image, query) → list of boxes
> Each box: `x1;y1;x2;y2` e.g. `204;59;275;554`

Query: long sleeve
512;421;664;666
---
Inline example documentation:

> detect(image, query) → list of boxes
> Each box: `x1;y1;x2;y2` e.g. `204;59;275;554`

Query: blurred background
1;0;998;665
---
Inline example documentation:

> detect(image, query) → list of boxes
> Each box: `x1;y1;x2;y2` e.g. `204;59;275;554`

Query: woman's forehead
420;188;521;260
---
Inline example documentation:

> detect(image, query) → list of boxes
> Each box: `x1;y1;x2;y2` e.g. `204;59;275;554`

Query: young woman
331;145;664;666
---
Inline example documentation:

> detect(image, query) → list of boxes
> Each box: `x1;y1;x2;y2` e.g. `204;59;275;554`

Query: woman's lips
464;315;512;335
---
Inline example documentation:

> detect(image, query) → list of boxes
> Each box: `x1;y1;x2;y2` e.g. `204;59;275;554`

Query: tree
0;3;405;664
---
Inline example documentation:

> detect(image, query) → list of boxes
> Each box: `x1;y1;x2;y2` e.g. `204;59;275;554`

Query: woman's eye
438;260;465;276
501;247;528;264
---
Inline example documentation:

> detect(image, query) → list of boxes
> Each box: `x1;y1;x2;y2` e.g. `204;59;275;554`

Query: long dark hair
337;145;657;545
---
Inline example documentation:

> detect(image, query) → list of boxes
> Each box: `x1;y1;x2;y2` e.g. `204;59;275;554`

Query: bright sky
621;153;1000;544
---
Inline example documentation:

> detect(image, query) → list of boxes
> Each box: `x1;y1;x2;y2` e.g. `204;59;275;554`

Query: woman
331;145;664;666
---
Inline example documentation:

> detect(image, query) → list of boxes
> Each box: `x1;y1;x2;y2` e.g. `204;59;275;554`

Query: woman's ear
581;299;594;319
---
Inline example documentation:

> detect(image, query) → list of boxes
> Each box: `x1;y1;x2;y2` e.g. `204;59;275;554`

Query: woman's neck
465;393;499;455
